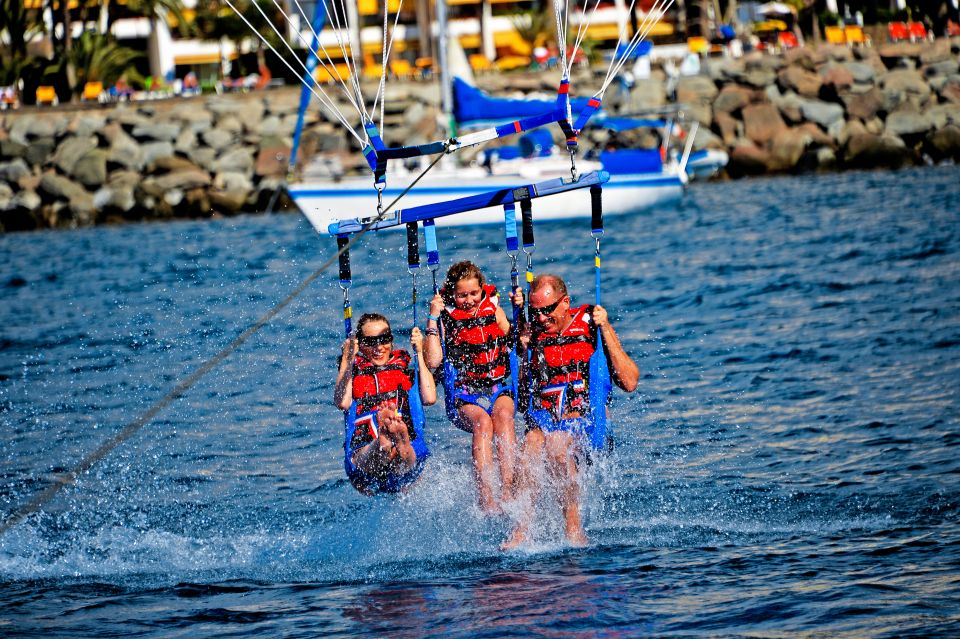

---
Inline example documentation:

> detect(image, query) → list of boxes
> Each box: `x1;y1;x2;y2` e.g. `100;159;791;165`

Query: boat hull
289;171;684;234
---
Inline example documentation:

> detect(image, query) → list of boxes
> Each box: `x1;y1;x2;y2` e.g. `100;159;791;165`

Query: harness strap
337;234;353;336
591;185;603;306
406;221;420;326
503;203;519;255
521;198;535;324
573;97;603;133
423;219;440;294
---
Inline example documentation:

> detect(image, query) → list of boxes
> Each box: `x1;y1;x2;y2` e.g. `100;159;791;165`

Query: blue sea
1;166;959;637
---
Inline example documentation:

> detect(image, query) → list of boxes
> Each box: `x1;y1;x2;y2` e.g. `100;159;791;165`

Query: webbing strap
573;97;603;132
520;199;534;324
364;122;387;151
591;185;603;237
503;202;522;347
423;219;440;293
556;80;578;148
406;222;420;271
406;222;420;327
503;203;519;254
521;199;534;252
494;110;564;138
337;235;353;337
424;219;440;268
337;235;352;285
591;185;603;306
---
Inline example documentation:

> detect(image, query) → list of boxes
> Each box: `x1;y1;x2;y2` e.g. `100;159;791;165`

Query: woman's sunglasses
358;331;393;346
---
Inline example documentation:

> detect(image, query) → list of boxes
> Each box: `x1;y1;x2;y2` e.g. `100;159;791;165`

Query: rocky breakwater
678;38;960;177
0;82;444;232
0;89;341;232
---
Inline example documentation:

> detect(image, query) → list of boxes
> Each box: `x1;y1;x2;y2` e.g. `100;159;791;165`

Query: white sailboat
279;0;692;233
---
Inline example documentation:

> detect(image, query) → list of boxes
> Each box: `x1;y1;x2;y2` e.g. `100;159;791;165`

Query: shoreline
1;38;958;233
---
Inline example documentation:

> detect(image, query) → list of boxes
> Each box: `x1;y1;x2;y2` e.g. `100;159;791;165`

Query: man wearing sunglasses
505;274;639;548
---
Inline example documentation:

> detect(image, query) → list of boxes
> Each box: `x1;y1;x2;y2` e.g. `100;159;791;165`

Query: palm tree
66;31;144;93
415;0;433;60
0;0;43;86
194;0;287;80
119;0;190;80
511;7;556;52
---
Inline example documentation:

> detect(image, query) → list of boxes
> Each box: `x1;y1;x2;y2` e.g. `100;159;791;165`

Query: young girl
424;261;519;513
334;313;436;495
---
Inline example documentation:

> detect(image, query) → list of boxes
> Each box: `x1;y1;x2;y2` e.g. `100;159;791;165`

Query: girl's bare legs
501;427;546;550
491;395;518;502
459;403;499;513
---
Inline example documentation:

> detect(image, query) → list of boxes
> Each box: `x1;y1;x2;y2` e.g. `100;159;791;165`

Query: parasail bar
327;171;610;235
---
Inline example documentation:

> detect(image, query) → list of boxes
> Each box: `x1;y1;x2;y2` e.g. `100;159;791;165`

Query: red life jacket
351;349;414;447
531;304;597;416
442;284;509;387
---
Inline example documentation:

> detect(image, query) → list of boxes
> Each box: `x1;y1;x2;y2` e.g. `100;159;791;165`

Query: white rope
334;0;368;119
253;0;366;134
600;0;673;95
379;3;390;131
599;0;675;96
371;0;404;133
552;0;568;73
598;0;640;91
322;0;369;121
278;0;370;126
567;0;602;77
287;0;368;119
222;0;366;146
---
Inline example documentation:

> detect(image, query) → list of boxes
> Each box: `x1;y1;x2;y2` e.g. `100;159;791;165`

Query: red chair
948;20;960;37
778;31;799;49
907;21;928;41
888;21;908;41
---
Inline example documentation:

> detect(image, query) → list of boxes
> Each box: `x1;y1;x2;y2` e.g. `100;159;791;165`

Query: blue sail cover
453;77;593;127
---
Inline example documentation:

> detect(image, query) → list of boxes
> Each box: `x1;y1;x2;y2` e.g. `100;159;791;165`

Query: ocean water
1;166;959;637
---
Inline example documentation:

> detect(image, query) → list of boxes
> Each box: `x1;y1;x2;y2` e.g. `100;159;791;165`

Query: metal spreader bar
327;170;610;235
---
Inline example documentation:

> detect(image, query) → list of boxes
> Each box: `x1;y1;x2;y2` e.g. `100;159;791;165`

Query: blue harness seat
443;349;520;430
525;330;613;451
343;368;431;495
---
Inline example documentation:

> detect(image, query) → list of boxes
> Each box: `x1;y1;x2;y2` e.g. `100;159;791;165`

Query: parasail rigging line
0;149;449;539
222;0;367;147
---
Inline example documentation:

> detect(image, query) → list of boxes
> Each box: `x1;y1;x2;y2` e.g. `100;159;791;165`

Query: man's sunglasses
530;298;564;317
358;331;393;346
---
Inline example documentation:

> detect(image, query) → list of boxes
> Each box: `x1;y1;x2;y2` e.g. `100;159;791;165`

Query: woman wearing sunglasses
334;313;436;495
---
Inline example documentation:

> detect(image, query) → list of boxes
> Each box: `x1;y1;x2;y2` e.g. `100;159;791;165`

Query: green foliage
577;38;601;65
193;0;286;45
818;11;840;26
510;8;556;48
124;0;193;37
47;31;144;93
0;0;44;86
193;0;287;75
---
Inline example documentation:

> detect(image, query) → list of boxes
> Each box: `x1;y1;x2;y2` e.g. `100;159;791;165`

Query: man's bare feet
500;524;528;551
565;525;588;547
477;490;503;516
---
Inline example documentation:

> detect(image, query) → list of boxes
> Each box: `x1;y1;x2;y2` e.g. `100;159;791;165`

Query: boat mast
289;1;329;178
436;0;456;138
